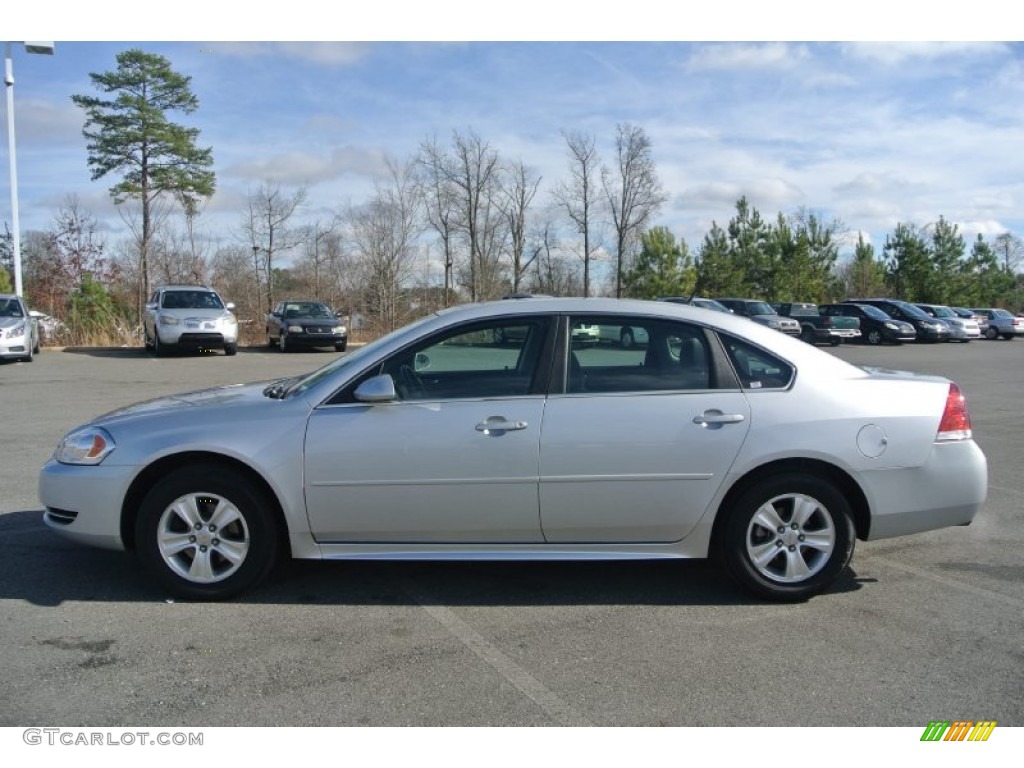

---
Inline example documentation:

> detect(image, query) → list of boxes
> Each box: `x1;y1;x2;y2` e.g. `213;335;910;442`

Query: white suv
144;285;239;356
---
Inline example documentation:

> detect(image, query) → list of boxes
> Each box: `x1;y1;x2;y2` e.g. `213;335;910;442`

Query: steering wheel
397;364;425;400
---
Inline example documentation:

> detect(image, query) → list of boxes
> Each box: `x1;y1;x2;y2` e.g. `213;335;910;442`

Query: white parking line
859;554;1024;609
403;589;591;726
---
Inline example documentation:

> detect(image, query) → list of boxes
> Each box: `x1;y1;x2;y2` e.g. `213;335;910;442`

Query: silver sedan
40;298;987;601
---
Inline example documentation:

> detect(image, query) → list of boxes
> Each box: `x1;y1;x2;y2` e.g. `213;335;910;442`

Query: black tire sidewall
720;473;855;601
135;466;277;600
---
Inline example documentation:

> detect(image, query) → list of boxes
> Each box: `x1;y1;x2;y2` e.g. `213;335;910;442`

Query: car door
303;316;554;543
539;316;751;543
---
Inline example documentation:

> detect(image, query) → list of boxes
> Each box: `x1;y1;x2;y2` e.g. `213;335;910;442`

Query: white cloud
213;42;373;66
225;147;392;185
685;43;810;73
842;42;1005;66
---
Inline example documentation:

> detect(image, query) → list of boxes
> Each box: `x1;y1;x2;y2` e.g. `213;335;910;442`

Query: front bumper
0;341;31;358
284;331;348;347
39;459;136;550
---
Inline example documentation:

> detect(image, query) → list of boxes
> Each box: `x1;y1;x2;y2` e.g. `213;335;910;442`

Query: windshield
895;302;930;320
746;302;775;315
285;312;439;398
283;302;334;319
0;298;24;317
929;306;955;318
162;290;224;310
857;304;889;320
692;298;731;313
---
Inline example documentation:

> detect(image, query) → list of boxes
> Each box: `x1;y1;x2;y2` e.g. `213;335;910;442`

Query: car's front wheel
985;327;998;340
620;328;635;348
224;343;238;356
135;466;279;600
720;473;855;601
866;329;883;345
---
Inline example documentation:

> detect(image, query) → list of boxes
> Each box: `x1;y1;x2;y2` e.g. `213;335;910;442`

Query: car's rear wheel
800;327;815;344
135;466;278;600
720;473;855;601
620;328;635;349
985;327;998;340
1001;334;1015;341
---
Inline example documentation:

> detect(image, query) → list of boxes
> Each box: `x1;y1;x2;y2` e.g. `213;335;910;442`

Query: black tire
135;466;279;600
719;473;855;601
22;344;34;363
1001;334;1014;341
153;333;166;357
800;326;815;344
866;329;883;346
829;336;842;347
224;343;238;356
335;341;347;352
620;328;635;349
278;333;289;353
985;327;998;340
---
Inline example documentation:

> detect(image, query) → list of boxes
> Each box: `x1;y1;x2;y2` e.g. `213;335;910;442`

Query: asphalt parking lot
0;340;1021;726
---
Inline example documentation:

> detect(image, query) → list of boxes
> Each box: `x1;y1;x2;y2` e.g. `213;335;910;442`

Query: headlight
767;319;782;328
55;427;116;465
223;315;238;326
287;325;304;333
3;322;27;338
333;326;347;334
884;322;898;330
158;314;180;326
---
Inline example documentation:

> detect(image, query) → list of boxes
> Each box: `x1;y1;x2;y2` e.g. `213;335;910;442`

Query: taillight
937;383;972;441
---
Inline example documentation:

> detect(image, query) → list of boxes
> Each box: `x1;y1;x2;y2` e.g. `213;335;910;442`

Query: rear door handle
693;410;745;427
475;416;528;434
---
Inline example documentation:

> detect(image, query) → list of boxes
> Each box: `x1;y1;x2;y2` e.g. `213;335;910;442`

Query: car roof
158;285;217;291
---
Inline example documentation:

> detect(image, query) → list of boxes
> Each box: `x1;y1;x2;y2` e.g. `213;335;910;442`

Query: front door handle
475;416;528;435
693;410;745;427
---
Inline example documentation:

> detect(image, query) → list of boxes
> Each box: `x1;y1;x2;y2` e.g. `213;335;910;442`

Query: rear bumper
861;440;987;540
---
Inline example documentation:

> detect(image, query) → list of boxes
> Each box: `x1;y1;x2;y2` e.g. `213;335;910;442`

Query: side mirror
354;374;398;403
145;302;157;310
225;302;236;311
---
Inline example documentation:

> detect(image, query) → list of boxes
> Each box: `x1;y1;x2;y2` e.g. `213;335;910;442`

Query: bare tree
242;183;307;312
993;232;1024;274
500;159;542;293
346;159;424;333
417;137;459;307
420;130;507;301
528;216;582;296
551;131;601;297
602;123;667;297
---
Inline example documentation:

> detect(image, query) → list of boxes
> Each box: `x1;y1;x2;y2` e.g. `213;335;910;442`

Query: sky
4;5;1024;281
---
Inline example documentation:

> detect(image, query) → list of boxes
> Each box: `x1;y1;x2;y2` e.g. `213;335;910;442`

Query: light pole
4;41;55;297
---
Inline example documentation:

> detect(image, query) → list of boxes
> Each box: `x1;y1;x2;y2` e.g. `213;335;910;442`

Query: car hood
89;381;275;425
158;309;233;320
0;316;28;330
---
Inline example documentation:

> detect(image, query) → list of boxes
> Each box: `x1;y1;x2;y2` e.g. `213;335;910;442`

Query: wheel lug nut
194;523;202;530
798;534;805;542
791;523;799;530
212;539;220;546
788;545;796;552
209;525;217;532
199;545;208;553
777;526;785;534
189;535;197;543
